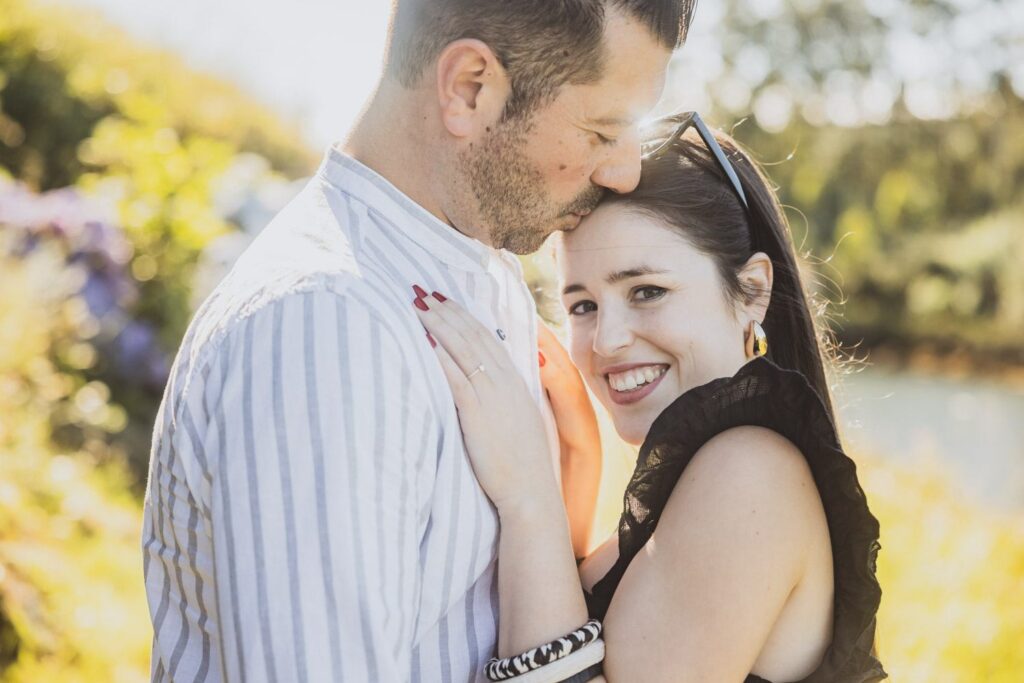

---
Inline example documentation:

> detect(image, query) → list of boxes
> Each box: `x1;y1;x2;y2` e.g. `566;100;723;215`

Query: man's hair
385;0;698;120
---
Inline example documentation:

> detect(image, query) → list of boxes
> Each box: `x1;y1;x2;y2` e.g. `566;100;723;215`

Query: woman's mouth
605;364;669;405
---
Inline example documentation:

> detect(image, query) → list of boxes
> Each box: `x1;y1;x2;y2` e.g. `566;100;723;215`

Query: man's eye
633;286;667;302
568;300;597;316
594;132;616;146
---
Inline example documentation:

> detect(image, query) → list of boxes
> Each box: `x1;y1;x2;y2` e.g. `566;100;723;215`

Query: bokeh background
0;0;1022;680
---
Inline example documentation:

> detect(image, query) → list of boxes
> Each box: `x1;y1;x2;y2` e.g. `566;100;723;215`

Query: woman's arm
538;320;603;558
494;486;593;657
414;295;591;658
600;426;825;682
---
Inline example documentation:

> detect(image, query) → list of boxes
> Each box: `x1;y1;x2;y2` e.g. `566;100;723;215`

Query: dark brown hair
385;0;698;120
605;121;839;420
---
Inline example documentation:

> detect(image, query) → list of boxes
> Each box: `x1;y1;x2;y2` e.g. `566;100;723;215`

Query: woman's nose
592;308;635;357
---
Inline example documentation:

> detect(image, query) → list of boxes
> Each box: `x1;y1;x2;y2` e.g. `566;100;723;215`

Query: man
143;1;695;680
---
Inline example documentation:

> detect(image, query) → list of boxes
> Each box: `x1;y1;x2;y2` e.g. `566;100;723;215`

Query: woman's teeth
607;365;668;392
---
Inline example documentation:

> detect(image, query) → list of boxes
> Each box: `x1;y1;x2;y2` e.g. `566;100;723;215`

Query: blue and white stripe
142;148;543;682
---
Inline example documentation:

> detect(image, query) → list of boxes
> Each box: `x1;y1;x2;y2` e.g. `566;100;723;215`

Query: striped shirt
142;148;546;682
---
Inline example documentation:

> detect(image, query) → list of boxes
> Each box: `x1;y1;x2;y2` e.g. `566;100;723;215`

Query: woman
412;113;886;682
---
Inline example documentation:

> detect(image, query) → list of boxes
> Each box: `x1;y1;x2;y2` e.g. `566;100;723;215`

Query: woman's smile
602;362;671;405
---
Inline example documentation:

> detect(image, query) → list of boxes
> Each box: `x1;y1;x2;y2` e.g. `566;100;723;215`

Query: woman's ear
435;39;510;139
738;252;773;324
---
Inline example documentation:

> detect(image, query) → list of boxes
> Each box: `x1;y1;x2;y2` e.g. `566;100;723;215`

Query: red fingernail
427;332;437;348
412;284;428;299
413;297;429;312
538;351;546;367
431;291;447;303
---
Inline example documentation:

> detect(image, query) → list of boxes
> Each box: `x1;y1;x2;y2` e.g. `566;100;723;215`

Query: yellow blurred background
1;0;1022;680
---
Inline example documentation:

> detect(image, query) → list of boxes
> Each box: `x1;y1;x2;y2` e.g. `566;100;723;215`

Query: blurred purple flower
113;321;170;388
1;178;169;390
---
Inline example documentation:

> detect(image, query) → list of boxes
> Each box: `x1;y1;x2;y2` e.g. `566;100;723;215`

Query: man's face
460;11;672;254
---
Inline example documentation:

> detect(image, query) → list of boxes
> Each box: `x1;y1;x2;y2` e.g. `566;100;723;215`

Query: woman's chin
613;418;653;447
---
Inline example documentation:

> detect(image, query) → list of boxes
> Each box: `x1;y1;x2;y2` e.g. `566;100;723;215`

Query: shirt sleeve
144;287;435;682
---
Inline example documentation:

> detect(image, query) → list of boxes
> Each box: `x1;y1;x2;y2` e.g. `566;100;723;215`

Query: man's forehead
577;66;668;127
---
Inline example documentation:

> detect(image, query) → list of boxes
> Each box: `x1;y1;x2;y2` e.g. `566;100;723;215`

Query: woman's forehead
556;210;710;285
559;207;693;265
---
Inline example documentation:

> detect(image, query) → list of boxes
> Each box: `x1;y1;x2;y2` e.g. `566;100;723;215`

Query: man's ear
435;39;509;139
738;252;773;324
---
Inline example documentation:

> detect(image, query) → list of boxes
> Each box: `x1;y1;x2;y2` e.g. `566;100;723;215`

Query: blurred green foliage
0;0;316;483
0;231;151;681
0;5;314;676
0;0;315;190
732;96;1024;364
668;0;1024;364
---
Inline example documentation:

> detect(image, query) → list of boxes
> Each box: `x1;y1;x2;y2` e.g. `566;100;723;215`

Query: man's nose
590;131;643;195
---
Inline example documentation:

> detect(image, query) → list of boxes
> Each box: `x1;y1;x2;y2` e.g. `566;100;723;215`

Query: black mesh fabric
585;357;887;683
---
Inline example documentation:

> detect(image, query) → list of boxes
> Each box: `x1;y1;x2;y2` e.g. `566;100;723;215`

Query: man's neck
342;80;452;228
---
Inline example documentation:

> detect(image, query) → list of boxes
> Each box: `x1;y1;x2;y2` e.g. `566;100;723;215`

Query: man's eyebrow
586;115;633;127
562;265;669;296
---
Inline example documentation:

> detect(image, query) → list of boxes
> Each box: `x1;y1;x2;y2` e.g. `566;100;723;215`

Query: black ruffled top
585;357;887;683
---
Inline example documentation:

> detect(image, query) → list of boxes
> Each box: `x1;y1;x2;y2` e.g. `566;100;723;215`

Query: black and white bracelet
503;641;605;683
485;619;603;681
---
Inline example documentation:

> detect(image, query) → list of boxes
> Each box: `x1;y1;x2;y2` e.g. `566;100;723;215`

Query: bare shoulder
602;426;831;680
682;425;817;498
655;423;823;581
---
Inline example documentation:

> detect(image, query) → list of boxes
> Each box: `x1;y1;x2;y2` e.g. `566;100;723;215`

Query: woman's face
557;203;754;445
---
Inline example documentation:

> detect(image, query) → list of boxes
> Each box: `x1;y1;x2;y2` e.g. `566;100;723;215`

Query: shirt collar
317;146;493;272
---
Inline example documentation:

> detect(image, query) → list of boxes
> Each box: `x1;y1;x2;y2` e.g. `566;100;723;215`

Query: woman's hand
414;289;592;658
413;288;559;515
538;321;602;556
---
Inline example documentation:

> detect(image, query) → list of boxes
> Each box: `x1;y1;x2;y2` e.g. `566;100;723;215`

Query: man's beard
459;118;604;255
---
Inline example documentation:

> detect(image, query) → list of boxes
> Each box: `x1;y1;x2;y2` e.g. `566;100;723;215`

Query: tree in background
658;0;1024;364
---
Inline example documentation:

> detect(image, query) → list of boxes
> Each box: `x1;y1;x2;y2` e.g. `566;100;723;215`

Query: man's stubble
459;117;604;255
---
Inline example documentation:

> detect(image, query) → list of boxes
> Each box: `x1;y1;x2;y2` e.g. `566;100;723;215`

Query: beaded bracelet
485;619;603;681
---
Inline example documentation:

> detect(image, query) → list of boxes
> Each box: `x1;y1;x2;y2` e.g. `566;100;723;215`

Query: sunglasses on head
641;111;750;213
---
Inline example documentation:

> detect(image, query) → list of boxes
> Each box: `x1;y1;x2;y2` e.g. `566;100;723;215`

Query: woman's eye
632;286;667;302
567;300;597;316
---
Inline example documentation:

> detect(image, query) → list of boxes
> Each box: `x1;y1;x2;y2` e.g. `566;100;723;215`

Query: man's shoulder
163;275;429;444
167;176;435;416
185;273;416;373
194;184;411;341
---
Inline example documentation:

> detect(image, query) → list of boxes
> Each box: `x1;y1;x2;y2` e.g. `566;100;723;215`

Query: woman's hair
603;120;839;420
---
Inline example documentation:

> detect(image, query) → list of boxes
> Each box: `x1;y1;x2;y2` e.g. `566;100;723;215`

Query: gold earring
745;320;768;359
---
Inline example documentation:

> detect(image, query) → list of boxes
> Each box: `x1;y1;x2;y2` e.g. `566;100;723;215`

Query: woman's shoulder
685;425;825;520
623;356;880;576
660;424;828;578
692;424;813;479
615;358;843;551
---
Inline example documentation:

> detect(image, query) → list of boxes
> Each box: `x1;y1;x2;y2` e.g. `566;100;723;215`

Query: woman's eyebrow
562;265;669;296
606;266;668;284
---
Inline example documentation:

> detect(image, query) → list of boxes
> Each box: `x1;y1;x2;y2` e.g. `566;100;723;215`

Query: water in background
838;366;1024;512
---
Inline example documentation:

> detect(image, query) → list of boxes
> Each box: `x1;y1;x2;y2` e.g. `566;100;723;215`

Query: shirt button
496;329;506;341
